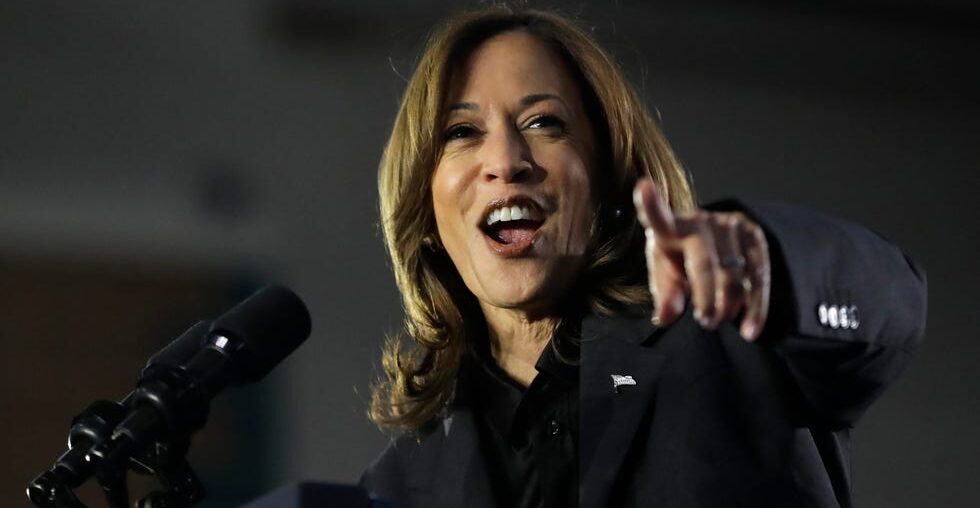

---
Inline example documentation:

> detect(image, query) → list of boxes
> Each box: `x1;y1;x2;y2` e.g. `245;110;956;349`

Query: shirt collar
460;318;581;440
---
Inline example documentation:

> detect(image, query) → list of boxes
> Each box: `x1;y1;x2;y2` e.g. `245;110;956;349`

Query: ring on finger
719;254;746;270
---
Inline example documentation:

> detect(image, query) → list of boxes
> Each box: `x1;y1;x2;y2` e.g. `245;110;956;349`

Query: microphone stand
29;286;312;508
28;367;209;508
131;438;205;508
28;399;128;508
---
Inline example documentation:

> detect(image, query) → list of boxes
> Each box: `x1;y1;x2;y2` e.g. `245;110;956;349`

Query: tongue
497;224;537;244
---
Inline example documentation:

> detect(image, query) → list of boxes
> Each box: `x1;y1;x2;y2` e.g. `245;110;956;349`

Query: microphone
206;283;312;383
28;285;311;507
95;285;311;466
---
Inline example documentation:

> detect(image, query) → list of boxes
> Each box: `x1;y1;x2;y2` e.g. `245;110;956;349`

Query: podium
239;482;400;508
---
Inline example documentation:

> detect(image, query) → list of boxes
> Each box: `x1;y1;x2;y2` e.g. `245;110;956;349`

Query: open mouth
478;196;546;255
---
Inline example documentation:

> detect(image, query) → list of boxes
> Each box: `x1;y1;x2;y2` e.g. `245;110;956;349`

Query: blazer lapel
580;315;667;508
412;403;495;508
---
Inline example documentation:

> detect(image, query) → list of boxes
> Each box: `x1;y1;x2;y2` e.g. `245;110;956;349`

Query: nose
480;126;533;183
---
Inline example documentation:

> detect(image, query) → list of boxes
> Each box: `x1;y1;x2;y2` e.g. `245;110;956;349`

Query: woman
361;6;926;508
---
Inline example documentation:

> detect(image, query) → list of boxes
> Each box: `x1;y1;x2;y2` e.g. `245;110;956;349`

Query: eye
444;124;479;141
525;114;566;132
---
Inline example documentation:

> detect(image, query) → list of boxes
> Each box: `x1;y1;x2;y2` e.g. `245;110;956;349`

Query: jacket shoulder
360;422;452;506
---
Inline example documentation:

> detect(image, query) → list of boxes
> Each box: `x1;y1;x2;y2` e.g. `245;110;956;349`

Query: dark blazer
361;201;927;508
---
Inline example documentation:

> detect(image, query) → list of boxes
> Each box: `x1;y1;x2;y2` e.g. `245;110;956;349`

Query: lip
483;227;542;257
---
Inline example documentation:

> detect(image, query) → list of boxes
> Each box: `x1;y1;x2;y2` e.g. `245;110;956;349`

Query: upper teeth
487;205;534;226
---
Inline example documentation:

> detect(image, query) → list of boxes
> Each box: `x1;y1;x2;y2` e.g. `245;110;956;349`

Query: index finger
633;178;677;240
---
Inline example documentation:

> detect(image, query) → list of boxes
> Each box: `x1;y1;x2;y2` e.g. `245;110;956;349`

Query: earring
422;234;443;250
610;205;632;226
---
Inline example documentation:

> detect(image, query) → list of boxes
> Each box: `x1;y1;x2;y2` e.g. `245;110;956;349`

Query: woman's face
431;30;597;317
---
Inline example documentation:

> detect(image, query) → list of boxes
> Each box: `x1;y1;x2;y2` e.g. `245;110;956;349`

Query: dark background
2;1;977;506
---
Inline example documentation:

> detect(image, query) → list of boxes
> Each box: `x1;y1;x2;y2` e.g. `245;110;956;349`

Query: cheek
530;140;597;254
557;159;596;253
431;162;477;247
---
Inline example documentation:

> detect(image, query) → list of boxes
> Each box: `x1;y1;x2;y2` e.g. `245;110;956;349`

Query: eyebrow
520;93;564;107
448;101;479;112
447;93;566;112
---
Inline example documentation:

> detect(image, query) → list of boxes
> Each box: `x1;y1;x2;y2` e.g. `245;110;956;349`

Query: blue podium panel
239;482;386;508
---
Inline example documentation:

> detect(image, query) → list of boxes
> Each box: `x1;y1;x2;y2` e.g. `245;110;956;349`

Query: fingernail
651;314;660;326
741;322;758;341
707;310;719;328
693;307;704;325
694;308;718;329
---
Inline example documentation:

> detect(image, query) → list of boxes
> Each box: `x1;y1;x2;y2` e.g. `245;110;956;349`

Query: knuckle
687;256;717;274
711;213;739;233
721;213;739;228
725;218;740;234
690;210;710;227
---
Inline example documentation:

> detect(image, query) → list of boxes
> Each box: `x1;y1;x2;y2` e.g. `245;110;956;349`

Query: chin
473;267;576;315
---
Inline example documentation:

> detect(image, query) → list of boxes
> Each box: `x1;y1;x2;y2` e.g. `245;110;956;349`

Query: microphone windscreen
209;285;312;382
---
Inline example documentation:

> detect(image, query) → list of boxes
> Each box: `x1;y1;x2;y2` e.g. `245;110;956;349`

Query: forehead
446;30;583;106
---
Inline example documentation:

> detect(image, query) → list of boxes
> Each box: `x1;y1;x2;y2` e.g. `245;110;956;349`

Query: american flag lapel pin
611;374;637;393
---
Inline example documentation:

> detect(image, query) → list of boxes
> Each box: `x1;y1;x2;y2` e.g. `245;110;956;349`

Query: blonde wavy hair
371;5;695;432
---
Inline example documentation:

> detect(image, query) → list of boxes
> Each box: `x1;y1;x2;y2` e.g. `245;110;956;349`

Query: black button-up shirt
461;333;579;508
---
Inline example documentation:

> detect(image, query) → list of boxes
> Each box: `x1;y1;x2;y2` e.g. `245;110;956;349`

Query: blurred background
2;0;977;506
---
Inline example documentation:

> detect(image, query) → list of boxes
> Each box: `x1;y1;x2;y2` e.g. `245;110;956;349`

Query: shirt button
550;419;562;436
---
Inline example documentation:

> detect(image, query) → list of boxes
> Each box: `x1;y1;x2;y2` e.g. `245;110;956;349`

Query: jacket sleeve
711;200;928;429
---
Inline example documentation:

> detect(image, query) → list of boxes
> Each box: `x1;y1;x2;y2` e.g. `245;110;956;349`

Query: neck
480;304;560;388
